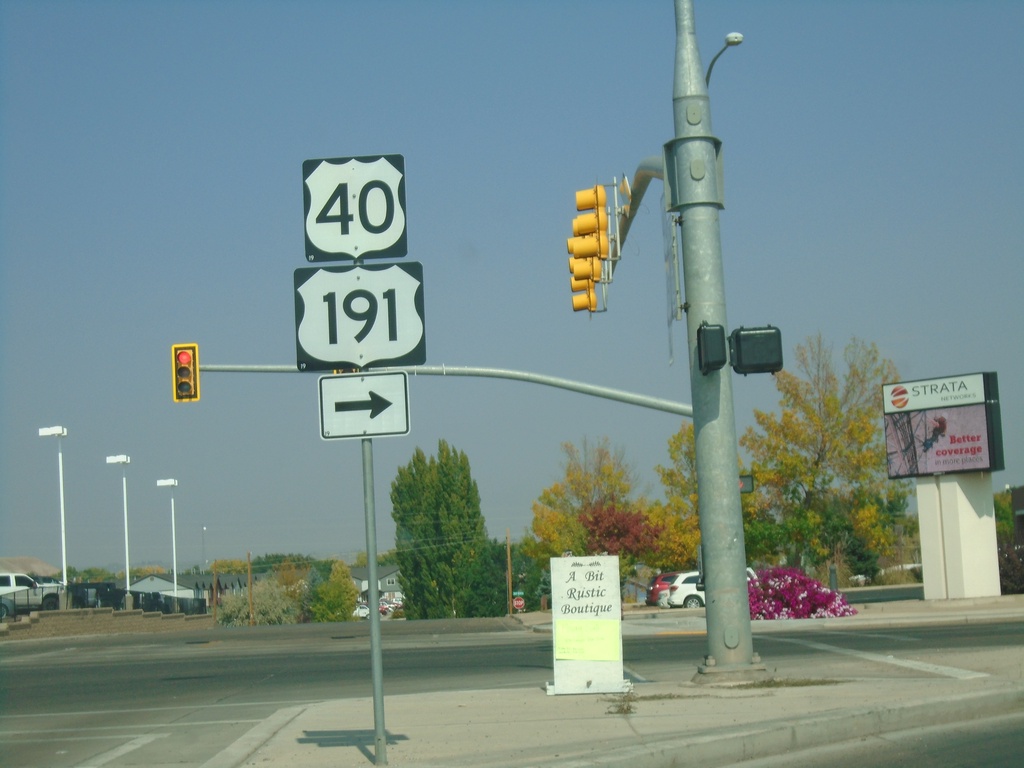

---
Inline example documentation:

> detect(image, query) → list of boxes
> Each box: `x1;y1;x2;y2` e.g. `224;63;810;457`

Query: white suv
665;568;758;609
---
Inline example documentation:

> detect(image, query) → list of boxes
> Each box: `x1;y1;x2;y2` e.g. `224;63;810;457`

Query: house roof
130;572;273;591
350;565;401;582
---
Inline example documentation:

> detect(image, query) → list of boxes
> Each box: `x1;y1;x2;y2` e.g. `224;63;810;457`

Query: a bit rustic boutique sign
546;555;631;696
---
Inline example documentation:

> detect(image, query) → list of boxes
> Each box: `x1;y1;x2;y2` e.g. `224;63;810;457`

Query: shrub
217;579;299;626
997;539;1024;595
748;567;856;620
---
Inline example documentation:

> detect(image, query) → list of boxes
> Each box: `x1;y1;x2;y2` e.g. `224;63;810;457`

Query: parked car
665;567;759;609
352;603;370;619
645;572;680;606
0;572;64;618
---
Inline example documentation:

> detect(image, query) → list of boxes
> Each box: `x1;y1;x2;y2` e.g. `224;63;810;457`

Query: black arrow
334;391;393;419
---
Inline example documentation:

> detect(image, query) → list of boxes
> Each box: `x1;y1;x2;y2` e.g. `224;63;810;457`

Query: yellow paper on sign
554;619;621;661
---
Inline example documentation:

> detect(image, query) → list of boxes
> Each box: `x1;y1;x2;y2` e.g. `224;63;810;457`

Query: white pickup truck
0;573;64;618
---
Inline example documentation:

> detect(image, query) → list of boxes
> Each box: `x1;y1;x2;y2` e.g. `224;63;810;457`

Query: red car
645;572;680;606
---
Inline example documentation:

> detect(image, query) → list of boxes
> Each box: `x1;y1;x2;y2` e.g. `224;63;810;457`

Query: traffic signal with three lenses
171;343;200;402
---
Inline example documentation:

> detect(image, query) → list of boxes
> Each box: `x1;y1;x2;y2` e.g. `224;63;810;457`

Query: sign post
299;154;419;766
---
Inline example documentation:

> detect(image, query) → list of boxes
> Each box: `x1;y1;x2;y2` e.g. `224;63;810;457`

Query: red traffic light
171;343;200;402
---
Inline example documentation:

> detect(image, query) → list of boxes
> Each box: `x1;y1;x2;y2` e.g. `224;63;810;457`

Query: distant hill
0;557;59;576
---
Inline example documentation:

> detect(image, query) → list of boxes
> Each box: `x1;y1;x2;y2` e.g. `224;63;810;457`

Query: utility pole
666;0;765;682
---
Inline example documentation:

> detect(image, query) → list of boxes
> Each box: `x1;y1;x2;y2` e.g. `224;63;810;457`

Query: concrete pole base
692;662;770;685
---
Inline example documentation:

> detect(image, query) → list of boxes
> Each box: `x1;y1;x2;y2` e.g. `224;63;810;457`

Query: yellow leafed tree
523;437;652;571
740;334;909;575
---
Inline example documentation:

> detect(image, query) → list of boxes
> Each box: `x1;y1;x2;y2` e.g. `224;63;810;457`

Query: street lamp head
39;426;68;437
105;455;131;465
157;478;178;487
705;31;745;86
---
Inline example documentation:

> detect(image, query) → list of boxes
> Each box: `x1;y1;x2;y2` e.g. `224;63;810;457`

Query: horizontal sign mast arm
201;363;692;418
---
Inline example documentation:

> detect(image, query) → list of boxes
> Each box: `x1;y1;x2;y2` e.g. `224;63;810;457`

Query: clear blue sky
2;1;1021;574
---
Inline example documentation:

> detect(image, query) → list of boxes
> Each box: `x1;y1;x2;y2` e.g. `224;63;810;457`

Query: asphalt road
2;618;1021;767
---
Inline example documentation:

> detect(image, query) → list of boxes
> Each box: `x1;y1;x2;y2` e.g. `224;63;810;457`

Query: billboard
883;372;1004;479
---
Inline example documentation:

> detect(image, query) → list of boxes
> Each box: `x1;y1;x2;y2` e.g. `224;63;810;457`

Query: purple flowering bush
748;567;857;620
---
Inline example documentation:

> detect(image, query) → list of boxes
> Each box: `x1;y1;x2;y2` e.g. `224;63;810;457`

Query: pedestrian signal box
729;326;783;375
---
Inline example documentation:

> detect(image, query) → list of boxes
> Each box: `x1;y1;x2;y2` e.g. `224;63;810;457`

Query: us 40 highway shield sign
303;155;407;262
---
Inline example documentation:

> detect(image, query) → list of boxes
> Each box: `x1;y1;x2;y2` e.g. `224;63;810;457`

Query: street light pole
157;479;179;611
106;455;132;608
38;426;69;589
665;0;764;682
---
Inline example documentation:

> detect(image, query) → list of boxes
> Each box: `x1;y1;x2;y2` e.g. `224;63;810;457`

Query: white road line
76;733;166;767
769;636;989;679
1;719;263;739
0;698;324;721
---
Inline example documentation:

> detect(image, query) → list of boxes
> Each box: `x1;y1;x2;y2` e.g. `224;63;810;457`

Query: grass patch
735;678;841;689
605;690;637;714
604;690;686;714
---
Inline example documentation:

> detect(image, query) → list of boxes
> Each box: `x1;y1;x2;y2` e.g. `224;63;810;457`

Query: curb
519;686;1024;768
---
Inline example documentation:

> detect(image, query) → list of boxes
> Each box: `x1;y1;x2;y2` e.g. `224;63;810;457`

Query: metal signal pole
667;0;765;682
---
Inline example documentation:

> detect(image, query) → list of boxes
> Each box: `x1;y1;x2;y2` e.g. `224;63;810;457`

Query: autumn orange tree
522;437;658;578
648;423;781;572
740;334;910;577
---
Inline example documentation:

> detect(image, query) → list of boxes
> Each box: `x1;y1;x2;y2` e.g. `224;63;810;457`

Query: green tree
251;553;318;573
309;560;359;622
740;335;910;572
458;539;509;618
390;440;488;619
353;549;398;568
994;488;1014;542
209;559;248;575
71;566;116;583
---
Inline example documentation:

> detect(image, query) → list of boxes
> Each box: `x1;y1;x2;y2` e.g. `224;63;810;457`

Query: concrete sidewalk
205;596;1024;768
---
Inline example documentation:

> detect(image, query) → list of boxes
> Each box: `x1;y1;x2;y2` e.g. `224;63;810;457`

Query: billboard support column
916;473;1001;600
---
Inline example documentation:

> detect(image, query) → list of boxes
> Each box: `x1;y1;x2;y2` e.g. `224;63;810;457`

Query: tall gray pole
121;471;131;602
362;437;388;764
57;435;68;589
666;0;764;682
170;494;178;608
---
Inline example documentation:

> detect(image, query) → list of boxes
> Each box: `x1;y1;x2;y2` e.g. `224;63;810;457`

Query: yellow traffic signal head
575;185;607;211
566;231;609;259
171;343;200;402
571;285;597;312
568;257;601;312
571;208;608;237
568;256;601;281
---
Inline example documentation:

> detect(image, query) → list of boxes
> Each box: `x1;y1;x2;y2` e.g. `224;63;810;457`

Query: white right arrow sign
318;372;410;440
